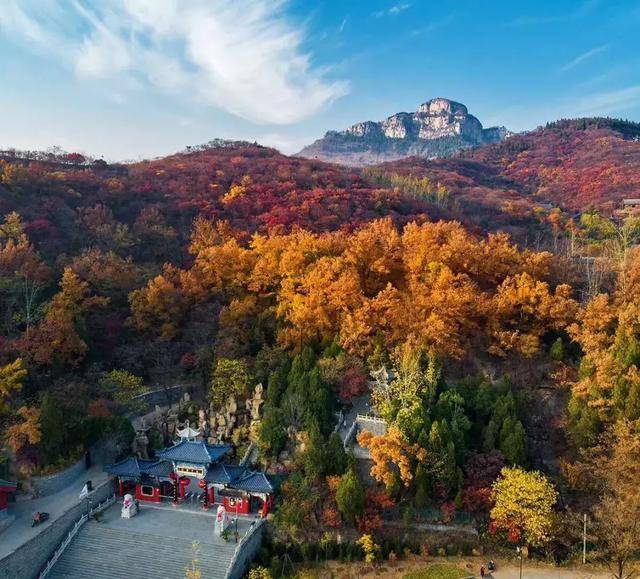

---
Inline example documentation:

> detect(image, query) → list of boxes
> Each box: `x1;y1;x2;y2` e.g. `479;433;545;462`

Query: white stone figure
215;504;229;536
121;493;138;519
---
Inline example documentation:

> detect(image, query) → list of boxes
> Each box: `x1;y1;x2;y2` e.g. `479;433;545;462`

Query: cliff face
298;98;508;166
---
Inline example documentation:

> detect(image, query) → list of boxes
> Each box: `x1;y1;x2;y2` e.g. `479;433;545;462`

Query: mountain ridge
298;97;509;166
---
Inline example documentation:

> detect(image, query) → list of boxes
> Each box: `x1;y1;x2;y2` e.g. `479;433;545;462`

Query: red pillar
179;477;189;499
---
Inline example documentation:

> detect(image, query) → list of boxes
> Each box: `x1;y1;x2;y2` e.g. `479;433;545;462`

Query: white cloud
389;3;411;15
0;0;348;125
374;2;411;18
559;45;609;73
256;132;310;154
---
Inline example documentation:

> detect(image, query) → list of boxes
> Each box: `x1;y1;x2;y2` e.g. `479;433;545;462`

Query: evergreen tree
550;337;564;361
426;420;457;491
499;417;527;465
325;432;349;476
483;419;499;452
568;394;601;448
624;383;640;420
299;421;327;480
336;468;365;525
414;463;430;508
259;407;288;458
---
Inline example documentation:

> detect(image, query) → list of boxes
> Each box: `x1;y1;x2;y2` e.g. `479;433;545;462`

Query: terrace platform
47;501;256;578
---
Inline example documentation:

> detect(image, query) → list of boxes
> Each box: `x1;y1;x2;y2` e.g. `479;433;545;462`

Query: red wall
223;495;250;515
135;483;161;503
0;490;8;511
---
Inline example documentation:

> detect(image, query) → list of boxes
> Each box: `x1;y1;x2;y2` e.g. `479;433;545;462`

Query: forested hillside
1;124;639;574
376;118;640;237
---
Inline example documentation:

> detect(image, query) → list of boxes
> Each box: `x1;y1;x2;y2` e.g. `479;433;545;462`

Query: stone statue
121;493;138;519
132;428;149;459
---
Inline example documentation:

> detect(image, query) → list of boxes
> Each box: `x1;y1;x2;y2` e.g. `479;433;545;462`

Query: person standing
480;564;486;578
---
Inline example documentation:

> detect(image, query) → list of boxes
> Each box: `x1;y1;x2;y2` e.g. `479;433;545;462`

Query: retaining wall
0;480;114;579
31;458;86;498
225;519;266;579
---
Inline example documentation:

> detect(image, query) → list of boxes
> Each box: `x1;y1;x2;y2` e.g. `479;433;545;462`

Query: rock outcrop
298;97;509;166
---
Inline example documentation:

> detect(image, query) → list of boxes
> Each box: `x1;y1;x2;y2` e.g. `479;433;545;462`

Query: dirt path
490;565;612;579
323;558;615;579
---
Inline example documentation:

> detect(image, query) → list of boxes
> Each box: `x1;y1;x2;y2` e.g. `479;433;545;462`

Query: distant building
0;479;17;533
622;199;640;209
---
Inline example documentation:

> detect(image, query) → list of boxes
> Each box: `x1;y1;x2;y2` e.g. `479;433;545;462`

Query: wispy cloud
374;2;411;18
410;13;455;37
0;0;349;125
486;85;640;133
574;85;640;116
338;15;349;34
559;45;609;73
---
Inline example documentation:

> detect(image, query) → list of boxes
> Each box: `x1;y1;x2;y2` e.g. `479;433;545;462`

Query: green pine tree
336;468;364;525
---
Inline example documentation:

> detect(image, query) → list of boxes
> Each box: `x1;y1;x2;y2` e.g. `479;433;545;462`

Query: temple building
105;439;274;516
0;479;17;533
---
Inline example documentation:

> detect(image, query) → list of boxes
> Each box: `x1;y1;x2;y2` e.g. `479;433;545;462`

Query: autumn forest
1;118;640;576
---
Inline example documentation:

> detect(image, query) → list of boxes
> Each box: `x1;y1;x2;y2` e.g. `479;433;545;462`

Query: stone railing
355;413;386;423
38;493;116;578
343;419;358;449
0;479;115;579
224;518;266;579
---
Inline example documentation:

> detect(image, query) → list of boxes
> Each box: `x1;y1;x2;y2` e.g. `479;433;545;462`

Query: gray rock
298;97;509;166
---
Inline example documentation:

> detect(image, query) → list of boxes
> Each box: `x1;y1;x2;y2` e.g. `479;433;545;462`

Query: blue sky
1;0;639;160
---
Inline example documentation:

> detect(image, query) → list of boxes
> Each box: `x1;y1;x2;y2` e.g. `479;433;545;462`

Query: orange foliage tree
23;268;109;366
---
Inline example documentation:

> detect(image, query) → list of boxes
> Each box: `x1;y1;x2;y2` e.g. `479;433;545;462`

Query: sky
1;0;639;161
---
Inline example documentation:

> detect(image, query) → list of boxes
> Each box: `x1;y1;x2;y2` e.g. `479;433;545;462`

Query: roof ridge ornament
176;419;201;441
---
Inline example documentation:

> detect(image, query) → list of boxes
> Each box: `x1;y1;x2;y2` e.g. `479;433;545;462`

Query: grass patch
404;564;472;579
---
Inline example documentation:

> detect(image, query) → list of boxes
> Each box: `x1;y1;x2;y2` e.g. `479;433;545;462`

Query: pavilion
105;440;274;516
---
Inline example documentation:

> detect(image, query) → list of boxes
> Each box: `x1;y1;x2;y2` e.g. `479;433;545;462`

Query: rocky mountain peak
298;98;508;166
416;97;468;116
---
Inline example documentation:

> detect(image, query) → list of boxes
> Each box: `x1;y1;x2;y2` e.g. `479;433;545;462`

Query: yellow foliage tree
490;466;557;547
356;533;380;564
489;273;577;357
4;406;41;453
358;425;426;489
0;358;27;415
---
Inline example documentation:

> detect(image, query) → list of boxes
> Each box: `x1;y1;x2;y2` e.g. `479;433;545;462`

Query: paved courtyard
105;500;256;542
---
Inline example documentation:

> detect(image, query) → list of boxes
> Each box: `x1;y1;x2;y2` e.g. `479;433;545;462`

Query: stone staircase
47;520;238;578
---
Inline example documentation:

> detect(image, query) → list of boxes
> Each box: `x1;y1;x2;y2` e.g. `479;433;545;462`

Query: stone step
48;521;238;579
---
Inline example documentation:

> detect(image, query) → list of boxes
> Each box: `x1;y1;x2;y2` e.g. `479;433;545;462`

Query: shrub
550;338;564;361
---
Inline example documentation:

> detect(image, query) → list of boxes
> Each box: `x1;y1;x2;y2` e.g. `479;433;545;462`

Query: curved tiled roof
0;479;17;490
204;463;273;494
204;464;247;484
104;457;172;479
157;440;232;465
233;471;273;494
